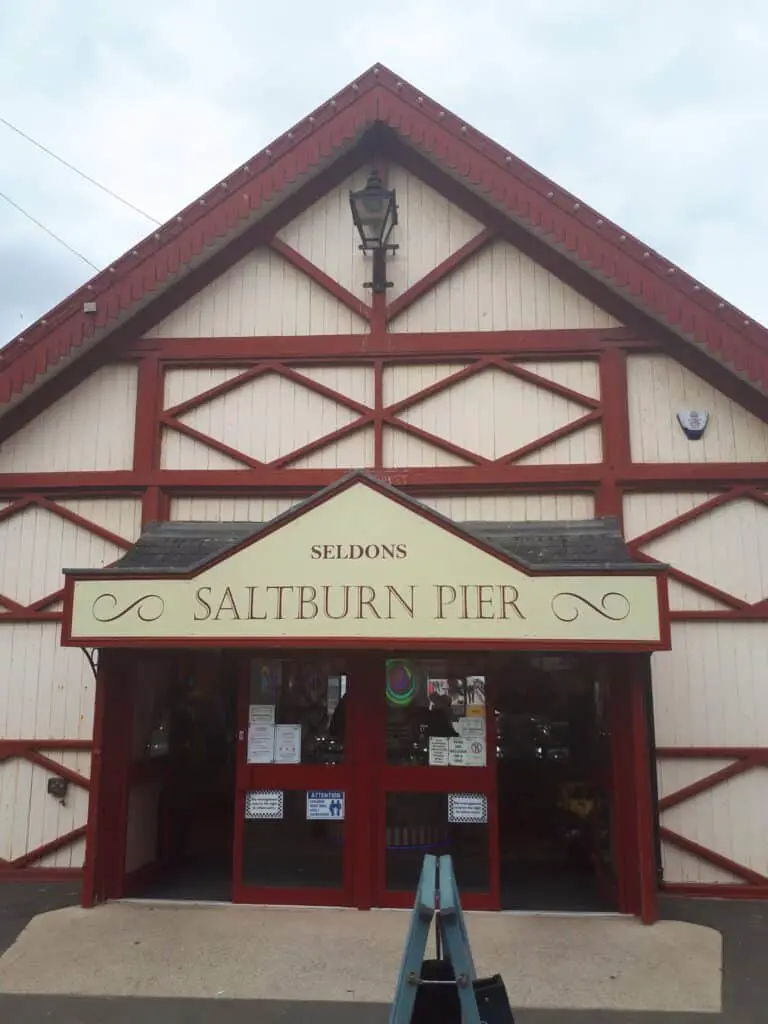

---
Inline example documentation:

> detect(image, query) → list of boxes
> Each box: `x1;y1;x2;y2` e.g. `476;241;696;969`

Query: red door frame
84;647;658;920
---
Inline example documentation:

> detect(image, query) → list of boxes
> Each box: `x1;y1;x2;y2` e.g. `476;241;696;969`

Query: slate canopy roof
64;472;665;579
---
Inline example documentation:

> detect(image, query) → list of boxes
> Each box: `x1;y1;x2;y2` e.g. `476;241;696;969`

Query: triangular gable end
63;473;667;649
2;64;768;414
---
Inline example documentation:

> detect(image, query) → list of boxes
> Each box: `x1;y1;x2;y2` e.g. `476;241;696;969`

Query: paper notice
428;736;450;766
247;724;275;764
457;717;485;739
249;704;275;725
274;723;302;764
448;736;486;767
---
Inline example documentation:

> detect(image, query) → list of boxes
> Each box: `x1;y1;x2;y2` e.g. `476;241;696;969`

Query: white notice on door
448;793;488;824
247;724;275;764
457;717;485;739
249;704;276;725
428;736;450;766
274;724;302;764
448;736;487;767
245;790;284;820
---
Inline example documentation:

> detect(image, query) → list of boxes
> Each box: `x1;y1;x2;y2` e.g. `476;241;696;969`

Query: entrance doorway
92;649;654;916
125;652;238;901
494;655;615;911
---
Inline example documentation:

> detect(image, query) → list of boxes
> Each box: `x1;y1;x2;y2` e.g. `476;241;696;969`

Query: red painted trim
662;883;768;899
5;826;88;869
269;238;372;322
658;757;759;813
4;66;767;410
660;827;768;885
597;348;630;524
498;359;600;410
36;496;134;549
0;739;93;755
499;410;601;465
133;353;163;475
270;416;375;469
629;488;746;548
385;359;491;417
386;228;495;322
382;417;489;466
657;747;768;758
24;751;90;791
82;658;106;907
161;418;262;469
630;661;658;924
128;327;642;361
275;363;372;415
163;363;272;419
373;359;384;469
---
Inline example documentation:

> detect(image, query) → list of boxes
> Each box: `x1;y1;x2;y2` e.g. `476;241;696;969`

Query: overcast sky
1;1;767;345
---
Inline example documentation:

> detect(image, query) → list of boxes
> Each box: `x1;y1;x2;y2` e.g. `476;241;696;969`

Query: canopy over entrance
62;473;668;650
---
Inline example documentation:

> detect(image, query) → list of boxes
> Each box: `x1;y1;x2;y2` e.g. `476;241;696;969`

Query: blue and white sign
307;790;345;821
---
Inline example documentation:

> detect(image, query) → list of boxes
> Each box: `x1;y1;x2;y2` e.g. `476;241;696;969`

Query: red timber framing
656;747;768;899
2;65;768;900
0;739;92;880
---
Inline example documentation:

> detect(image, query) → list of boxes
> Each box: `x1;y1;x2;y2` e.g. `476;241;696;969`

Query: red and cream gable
1;64;767;899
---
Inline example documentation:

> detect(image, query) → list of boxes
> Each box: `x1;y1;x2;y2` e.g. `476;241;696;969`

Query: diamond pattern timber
175;372;360;463
292;365;375;406
515;424;602;465
0;506;126;606
276;165;483;300
145;247;368;338
667;579;733;613
390;239;622;333
641;498;768;604
383;364;469;406
382;427;471;468
0;758;89;865
289;426;375;469
164;367;245;410
622;493;722;542
512;360;600;401
661;768;768;877
395;367;589;460
161;430;248;470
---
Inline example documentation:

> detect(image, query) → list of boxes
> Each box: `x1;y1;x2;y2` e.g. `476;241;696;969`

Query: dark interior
495;655;615;912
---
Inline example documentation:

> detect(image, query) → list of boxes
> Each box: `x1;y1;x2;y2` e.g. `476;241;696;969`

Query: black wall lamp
349;169;398;294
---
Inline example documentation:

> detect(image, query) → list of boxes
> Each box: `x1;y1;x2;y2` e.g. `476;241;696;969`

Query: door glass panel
385;792;489;892
248;658;348;765
242;789;345;889
385;659;487;767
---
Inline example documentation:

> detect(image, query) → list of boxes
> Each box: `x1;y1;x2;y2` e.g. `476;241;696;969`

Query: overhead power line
0;115;161;225
0;190;101;272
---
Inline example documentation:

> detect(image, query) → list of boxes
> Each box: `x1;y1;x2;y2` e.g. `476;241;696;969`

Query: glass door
232;654;361;906
373;656;499;910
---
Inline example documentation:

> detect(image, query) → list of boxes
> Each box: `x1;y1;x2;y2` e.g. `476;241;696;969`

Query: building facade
1;66;767;919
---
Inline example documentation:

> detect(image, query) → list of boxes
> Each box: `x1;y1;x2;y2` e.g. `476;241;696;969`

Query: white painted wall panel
641;498;768;604
164;367;245;410
652;623;768;748
667;579;732;612
421;493;595;521
176;373;359;463
396;368;589;460
656;759;734;800
0;760;89;867
53;498;143;542
0;623;94;741
0;623;94;865
161;430;248;470
0;507;126;606
383;364;469;406
0;365;137;473
623;492;721;541
628;355;768;462
382;427;469;468
292;365;375;407
661;770;768;879
515;424;602;465
660;844;742;885
146;248;367;337
276;166;484;300
290;427;374;469
514;360;600;401
170;495;301;521
391;239;621;333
